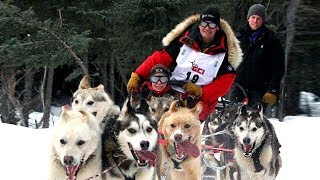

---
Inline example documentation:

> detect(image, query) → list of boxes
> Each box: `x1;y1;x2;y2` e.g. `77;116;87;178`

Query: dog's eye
146;127;153;133
184;124;191;128
252;127;257;131
151;108;156;112
77;140;85;146
239;127;244;131
74;100;79;104
128;128;136;134
87;101;94;106
170;124;176;128
60;139;66;145
164;108;169;112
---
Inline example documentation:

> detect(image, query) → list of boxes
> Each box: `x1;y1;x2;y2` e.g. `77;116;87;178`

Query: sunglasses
200;21;217;29
150;76;169;83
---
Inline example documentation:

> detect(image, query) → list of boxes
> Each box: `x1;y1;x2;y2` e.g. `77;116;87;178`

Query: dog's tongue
177;141;200;158
244;144;252;153
136;151;157;166
66;165;79;180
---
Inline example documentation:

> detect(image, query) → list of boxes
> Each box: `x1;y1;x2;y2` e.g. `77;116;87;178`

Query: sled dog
158;100;203;180
205;102;240;145
232;105;281;180
48;105;103;180
202;103;241;180
71;76;120;129
102;97;158;180
147;94;175;122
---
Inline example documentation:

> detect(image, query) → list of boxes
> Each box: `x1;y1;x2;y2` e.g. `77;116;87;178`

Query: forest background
0;0;319;128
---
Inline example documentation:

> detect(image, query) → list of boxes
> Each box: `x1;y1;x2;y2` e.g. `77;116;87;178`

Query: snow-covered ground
1;116;319;179
0;91;319;179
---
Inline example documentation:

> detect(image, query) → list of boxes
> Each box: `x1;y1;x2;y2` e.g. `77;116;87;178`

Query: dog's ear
126;97;135;113
78;110;89;123
190;101;203;117
138;98;150;113
79;75;91;89
168;100;181;112
158;112;169;133
240;104;248;115
60;105;71;122
252;102;262;112
256;103;265;118
129;91;141;110
96;84;105;92
60;105;89;123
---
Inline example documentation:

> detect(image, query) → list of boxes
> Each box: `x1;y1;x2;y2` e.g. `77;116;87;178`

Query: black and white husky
232;105;281;180
102;97;158;180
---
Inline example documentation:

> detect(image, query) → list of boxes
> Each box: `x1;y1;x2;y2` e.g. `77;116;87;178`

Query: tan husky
158;100;203;180
71;76;120;129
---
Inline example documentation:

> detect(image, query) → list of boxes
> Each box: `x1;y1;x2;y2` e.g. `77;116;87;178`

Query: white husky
48;105;103;180
71;76;120;129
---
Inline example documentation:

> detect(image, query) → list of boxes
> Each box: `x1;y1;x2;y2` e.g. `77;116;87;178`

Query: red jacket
135;16;242;121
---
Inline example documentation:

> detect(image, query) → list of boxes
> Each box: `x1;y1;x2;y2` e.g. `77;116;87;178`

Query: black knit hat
200;6;220;26
247;4;266;21
150;64;170;77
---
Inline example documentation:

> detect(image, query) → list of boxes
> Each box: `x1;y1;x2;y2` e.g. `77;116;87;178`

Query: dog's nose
64;156;74;165
243;137;251;145
174;134;183;142
140;140;150;150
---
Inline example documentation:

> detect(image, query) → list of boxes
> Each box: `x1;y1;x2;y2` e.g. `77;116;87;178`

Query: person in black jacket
231;4;285;108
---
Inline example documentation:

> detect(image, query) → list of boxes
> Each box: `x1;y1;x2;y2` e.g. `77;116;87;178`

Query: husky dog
205;102;240;145
232;105;281;180
158;100;203;180
102;97;158;180
49;105;103;180
203;103;241;180
147;94;175;122
71;76;120;129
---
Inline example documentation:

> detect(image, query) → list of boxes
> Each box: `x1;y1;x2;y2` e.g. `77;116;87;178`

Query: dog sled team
49;4;284;180
49;75;282;180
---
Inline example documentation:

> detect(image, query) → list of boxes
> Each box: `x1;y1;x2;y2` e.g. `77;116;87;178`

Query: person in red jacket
139;64;176;98
127;6;243;121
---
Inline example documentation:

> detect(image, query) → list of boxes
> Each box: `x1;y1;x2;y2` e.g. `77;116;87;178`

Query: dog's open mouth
128;143;157;167
174;139;200;160
241;142;256;158
65;164;81;180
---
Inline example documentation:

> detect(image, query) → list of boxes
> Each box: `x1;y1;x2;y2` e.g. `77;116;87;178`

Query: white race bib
170;45;225;92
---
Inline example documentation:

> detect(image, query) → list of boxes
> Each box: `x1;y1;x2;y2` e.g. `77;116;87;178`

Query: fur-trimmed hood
162;14;243;69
